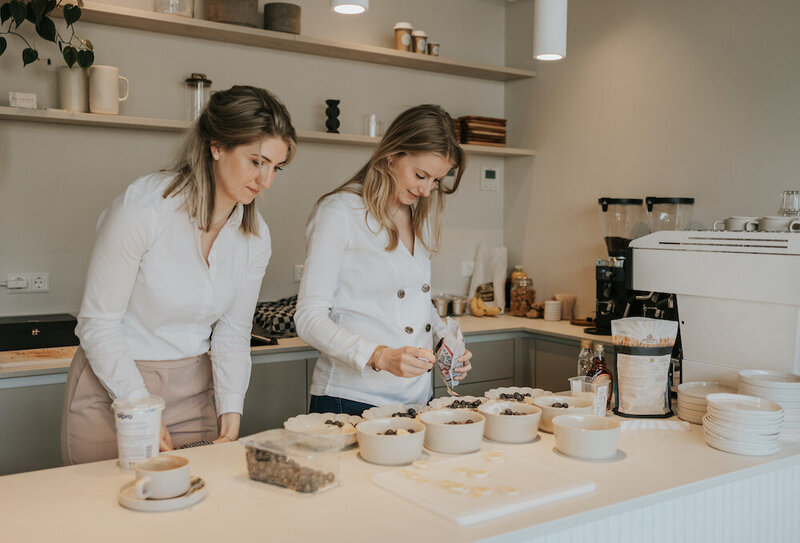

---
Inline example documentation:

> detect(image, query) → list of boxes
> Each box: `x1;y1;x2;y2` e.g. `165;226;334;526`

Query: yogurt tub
111;395;165;470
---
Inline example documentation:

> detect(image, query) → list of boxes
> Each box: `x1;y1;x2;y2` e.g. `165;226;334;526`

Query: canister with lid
185;73;212;121
411;30;427;54
393;22;413;51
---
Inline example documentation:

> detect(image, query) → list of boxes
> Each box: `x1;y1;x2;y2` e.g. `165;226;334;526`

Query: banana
475;295;500;316
484;306;501;316
470;294;486;317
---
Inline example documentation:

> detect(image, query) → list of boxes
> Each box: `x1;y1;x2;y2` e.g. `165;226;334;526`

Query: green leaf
82;38;93;51
77;48;93;68
25;1;35;23
46;0;56;10
63;4;80;26
30;0;45;24
9;0;26;27
0;36;6;57
1;4;11;25
35;15;55;41
62;45;77;67
22;47;38;66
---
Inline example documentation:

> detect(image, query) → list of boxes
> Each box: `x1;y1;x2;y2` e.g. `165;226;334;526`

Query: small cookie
455;467;471;475
440;480;455;489
469;470;489;479
471;486;491;496
396;428;409;436
340;422;356;434
500;486;520;496
485;451;506;463
448;483;468;494
412;460;430;470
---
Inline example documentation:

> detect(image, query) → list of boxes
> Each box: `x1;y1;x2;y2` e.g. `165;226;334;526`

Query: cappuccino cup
89;65;129;115
757;216;800;232
712;216;759;232
133;455;190;500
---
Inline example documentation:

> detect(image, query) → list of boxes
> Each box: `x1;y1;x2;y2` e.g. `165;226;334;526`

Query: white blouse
76;172;270;415
295;192;445;407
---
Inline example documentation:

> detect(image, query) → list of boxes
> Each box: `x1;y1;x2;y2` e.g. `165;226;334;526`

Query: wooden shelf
60;3;535;82
0;107;535;157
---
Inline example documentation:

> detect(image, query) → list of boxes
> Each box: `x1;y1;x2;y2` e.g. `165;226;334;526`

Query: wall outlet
461;261;475;277
480;167;501;191
293;264;304;283
6;273;29;292
31;272;50;292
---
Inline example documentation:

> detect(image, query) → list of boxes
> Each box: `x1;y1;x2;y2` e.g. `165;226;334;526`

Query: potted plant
0;0;94;67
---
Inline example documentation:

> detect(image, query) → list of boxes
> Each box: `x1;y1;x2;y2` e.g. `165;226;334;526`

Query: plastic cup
111;395;165;471
568;376;610;416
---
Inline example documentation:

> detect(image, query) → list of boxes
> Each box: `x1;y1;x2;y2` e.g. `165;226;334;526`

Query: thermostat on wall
480;167;500;191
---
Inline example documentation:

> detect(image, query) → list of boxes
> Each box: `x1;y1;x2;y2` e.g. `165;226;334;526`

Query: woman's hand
159;421;174;452
213;412;241;444
452;349;473;382
375;346;435;378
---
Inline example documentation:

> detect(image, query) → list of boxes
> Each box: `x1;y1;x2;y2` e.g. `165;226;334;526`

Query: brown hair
164;85;297;235
319;104;465;253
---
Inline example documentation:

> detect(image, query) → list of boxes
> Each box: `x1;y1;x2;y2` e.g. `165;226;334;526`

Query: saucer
118;476;207;512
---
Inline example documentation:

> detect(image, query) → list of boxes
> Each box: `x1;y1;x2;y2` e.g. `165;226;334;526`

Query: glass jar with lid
510;277;535;317
185;73;212;121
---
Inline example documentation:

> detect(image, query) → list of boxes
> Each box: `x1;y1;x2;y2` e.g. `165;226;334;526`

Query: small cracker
448;483;468;494
412;460;430;470
500;486;520;496
485;451;506;463
455;467;471;475
471;486;491;496
470;470;489;479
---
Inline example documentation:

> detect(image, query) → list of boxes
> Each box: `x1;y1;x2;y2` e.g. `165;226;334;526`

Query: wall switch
461;261;475;277
6;273;29;292
31;272;50;292
293;264;304;283
480;167;501;191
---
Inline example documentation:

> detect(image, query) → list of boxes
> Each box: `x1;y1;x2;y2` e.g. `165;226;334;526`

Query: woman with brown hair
295;104;473;415
61;86;296;464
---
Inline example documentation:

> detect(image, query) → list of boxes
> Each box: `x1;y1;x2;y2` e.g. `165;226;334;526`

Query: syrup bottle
586;344;614;411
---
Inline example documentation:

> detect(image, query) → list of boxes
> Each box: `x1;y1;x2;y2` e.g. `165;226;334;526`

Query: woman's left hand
213;412;241;444
452;349;473;382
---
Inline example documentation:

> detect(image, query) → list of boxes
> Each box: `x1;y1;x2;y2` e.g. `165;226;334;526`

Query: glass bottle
185;73;212;121
510;265;527;286
586;344;614;410
576;339;593;376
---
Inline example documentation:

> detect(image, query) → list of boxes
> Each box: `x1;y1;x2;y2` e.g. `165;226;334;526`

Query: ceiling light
533;0;567;61
331;0;369;15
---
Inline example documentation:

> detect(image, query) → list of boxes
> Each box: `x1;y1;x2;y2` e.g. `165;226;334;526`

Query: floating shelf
0;107;536;157
60;2;535;82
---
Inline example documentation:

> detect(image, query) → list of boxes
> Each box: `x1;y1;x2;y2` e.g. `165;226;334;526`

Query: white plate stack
676;382;736;424
738;370;800;443
702;393;784;456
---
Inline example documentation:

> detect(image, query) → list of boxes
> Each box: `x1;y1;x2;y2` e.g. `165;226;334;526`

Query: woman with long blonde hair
61;86;296;464
295;104;473;415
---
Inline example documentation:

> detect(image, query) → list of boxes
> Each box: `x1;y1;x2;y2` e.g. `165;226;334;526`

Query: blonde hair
319;104;465;253
163;85;297;235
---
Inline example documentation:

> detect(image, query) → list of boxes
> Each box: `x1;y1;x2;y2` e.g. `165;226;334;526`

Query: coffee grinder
585;198;644;335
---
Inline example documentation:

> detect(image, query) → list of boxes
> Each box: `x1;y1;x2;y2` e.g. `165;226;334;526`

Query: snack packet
435;317;466;388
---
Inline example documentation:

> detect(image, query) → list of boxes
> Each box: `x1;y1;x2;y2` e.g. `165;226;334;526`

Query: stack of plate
738;370;800;443
702;393;784;456
676;381;736;424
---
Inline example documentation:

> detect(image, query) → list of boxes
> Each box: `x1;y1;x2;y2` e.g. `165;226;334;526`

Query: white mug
712;216;759;232
757;216;800;232
133;455;190;500
57;66;88;112
89;65;129;115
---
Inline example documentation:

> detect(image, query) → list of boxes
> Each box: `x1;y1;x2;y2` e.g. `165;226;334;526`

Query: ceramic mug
57;66;88;112
757;216;800;232
89;65;129;115
712;216;759;232
133;455;190;499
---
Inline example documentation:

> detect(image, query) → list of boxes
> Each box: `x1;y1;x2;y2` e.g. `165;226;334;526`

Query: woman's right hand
375;346;435;377
159;421;174;452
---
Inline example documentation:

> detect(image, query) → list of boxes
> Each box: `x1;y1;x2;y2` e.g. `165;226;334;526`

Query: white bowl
361;403;428;420
477;401;542;443
428;396;488;411
533;395;593;433
678;381;736;400
283;412;362;446
356;418;426;465
552;414;621;461
484;387;545;402
419;409;486;454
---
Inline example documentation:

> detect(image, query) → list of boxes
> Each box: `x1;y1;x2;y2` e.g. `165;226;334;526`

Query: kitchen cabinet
0;382;65;475
532;336;615;393
239;357;309;437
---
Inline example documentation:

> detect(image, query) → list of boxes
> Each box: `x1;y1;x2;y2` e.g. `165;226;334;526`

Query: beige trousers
60;347;218;465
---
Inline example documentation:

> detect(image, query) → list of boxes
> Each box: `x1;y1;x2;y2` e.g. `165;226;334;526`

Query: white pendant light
533;0;567;61
331;0;369;15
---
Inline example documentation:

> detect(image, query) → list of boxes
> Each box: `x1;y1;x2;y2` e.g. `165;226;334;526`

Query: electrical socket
31;272;50;292
6;273;29;293
293;264;304;283
461;261;475;277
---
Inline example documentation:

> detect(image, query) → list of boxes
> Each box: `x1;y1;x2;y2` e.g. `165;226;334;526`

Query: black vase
325;99;340;134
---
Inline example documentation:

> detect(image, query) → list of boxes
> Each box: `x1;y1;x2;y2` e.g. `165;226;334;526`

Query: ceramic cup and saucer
118;455;207;512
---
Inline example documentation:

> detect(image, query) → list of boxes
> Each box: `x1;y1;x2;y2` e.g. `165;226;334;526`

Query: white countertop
0;315;609;377
1;419;796;543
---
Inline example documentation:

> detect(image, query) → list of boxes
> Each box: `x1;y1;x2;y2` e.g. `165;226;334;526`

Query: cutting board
0;347;77;368
372;451;595;526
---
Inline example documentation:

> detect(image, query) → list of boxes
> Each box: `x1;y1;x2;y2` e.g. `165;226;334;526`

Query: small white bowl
478;401;541;443
419;409;485;454
283;412;362;446
552;414;621;460
533;395;593;433
361;403;428;420
356;418;426;466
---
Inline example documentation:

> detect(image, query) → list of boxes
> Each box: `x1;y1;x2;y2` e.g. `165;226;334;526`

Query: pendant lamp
533;0;567;61
331;0;369;14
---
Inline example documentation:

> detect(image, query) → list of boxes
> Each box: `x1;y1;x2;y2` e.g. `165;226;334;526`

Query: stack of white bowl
738;370;800;443
676;382;736;424
543;300;562;322
702;393;784;456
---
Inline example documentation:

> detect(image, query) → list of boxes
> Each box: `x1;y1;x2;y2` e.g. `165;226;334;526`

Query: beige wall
504;0;800;318
0;0;509;317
